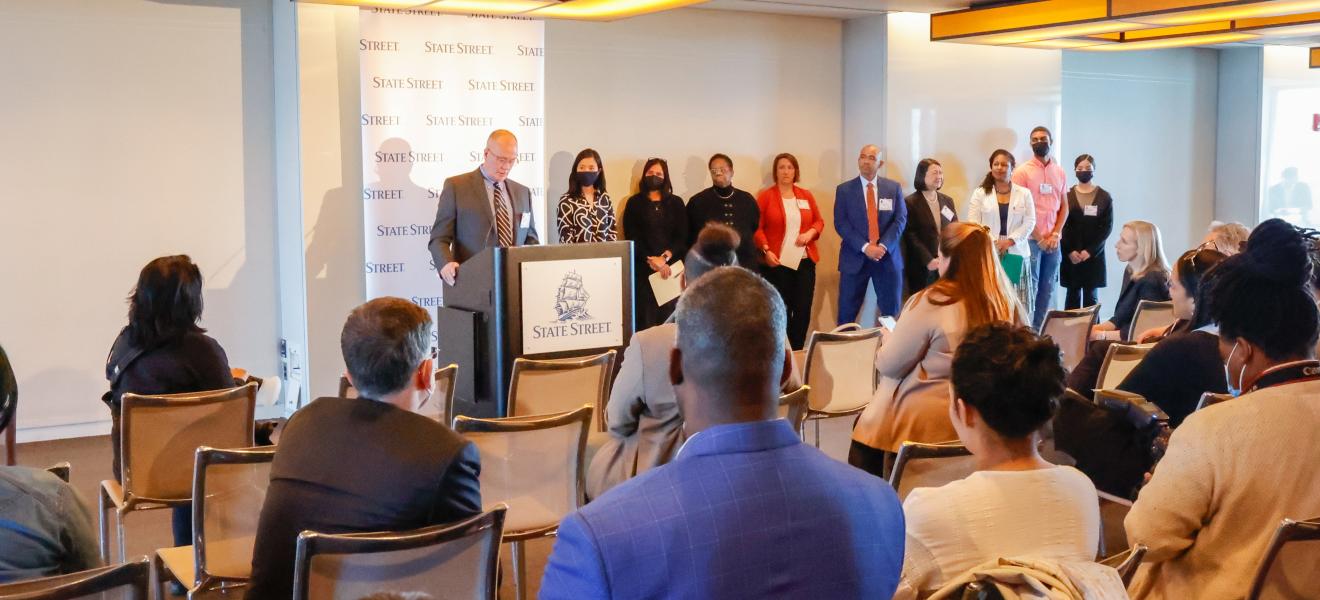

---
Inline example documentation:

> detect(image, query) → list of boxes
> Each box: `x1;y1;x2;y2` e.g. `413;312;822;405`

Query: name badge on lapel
797;199;810;210
1084;205;1098;217
877;198;894;211
1040;183;1054;195
519;213;531;228
941;206;955;221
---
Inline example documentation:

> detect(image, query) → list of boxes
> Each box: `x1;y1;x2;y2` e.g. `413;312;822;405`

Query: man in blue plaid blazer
541;267;905;599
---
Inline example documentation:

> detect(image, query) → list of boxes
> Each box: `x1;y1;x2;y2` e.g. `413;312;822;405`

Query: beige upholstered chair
1039;305;1102;372
98;384;256;563
291;506;507;600
1127;300;1176;342
1246;516;1320;599
453;407;590;600
507;351;615;432
1096;343;1155;391
802;326;882;461
1098;543;1148;587
1094;388;1149;408
151;446;274;598
1196;391;1233;412
887;441;976;501
0;556;150;599
778;385;810;435
339;363;458;425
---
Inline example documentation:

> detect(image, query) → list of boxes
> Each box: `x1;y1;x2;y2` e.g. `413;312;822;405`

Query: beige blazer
853;293;967;453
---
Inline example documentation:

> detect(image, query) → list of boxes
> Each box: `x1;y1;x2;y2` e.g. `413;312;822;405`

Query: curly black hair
952;322;1065;438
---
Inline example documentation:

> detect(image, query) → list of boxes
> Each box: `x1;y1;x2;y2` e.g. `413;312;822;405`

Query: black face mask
643;175;665;191
1032;142;1050;158
574;171;600;187
1075;171;1094;184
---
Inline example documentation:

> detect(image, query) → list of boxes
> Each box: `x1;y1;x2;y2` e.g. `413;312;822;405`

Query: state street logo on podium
521;258;623;355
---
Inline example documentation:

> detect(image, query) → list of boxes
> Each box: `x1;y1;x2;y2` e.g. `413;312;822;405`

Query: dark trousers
837;259;902;326
763;259;816;350
1065;287;1099;310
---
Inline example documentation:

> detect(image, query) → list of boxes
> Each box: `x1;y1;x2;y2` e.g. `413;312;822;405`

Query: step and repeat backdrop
358;8;546;316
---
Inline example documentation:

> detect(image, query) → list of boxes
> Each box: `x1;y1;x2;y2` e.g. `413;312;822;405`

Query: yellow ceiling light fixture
292;0;708;20
930;0;1151;43
1312;47;1320;67
1086;31;1259;51
1113;0;1320;26
1014;38;1111;49
527;0;703;20
422;0;555;15
979;21;1148;45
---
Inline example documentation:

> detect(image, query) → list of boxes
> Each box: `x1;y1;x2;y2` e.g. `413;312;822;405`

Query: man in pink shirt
1012;126;1069;329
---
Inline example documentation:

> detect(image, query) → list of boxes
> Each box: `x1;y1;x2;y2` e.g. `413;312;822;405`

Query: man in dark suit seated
541;267;906;599
428;129;539;285
245;298;481;599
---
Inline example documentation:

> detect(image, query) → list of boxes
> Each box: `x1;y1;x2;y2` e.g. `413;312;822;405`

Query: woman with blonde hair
1090;220;1171;341
849;222;1026;476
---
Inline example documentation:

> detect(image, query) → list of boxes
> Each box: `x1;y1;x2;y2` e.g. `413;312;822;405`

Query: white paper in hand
649;260;685;306
778;241;805;271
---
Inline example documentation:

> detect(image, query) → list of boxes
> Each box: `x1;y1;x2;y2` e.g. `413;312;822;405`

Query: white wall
1215;47;1263;226
1062;48;1219;312
0;0;281;441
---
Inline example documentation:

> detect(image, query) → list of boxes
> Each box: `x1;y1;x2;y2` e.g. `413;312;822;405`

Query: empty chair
98;384;256;563
0;557;150;599
802;326;882;460
777;385;810;435
1095;343;1155;391
1196;391;1234;412
292;506;506;600
453;406;590;600
508;351;615;432
1039;305;1101;372
887;441;976;501
1246;517;1320;600
1099;543;1148;587
151;446;274;598
1127;300;1176;342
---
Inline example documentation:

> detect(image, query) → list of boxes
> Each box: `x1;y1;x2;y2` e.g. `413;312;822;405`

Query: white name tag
941;206;955;221
797;199;810;210
1084;205;1098;217
877;198;894;211
519;212;531;228
1040;183;1054;195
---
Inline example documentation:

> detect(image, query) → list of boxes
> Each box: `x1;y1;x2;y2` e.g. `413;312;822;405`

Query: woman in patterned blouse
557;148;618;244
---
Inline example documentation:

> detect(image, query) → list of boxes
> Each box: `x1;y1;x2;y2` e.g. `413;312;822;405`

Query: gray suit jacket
428;167;539;266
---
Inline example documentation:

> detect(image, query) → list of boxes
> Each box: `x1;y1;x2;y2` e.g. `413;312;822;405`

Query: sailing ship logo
554;271;592;321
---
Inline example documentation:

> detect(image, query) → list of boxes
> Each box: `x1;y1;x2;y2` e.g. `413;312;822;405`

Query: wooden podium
437;241;634;419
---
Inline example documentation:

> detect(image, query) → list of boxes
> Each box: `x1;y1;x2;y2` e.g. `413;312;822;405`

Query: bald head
483;129;519;182
858;144;882;179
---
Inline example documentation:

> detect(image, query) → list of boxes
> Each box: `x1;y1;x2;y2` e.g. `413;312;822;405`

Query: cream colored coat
1125;376;1320;599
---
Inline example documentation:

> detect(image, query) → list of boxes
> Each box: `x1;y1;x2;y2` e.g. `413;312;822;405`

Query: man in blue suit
835;144;907;324
540;267;905;600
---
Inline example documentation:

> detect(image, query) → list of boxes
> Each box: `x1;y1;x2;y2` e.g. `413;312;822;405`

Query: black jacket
1118;330;1227;428
1109;268;1171;339
246;396;482;599
900;190;956;296
1060;186;1114;289
686;186;760;267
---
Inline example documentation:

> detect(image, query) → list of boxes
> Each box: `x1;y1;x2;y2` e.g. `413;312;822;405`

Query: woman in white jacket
966;148;1036;322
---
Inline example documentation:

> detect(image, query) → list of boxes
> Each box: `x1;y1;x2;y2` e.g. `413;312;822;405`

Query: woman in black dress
623;158;687;329
1060;154;1113;309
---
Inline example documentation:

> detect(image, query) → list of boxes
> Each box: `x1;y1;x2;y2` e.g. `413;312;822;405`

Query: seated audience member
587;224;802;499
1113;247;1228;427
0;466;101;582
850;222;1026;476
1203;221;1249;256
895;323;1099;599
103;255;233;549
1091;220;1170;341
1126;219;1320;600
542;268;905;599
245;298;481;600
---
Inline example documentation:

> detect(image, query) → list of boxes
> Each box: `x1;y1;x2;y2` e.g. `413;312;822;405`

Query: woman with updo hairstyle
894;322;1100;599
849;222;1027;476
1127;219;1320;600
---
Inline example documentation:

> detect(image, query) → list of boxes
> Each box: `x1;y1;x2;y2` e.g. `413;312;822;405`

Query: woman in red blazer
755;153;825;350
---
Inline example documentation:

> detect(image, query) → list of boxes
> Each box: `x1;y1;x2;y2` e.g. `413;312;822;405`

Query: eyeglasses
709;167;729;175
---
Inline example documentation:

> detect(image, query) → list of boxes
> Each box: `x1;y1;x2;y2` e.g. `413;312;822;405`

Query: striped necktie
493;182;514;247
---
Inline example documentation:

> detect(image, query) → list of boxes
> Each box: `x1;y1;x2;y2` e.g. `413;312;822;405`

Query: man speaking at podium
428;129;539;285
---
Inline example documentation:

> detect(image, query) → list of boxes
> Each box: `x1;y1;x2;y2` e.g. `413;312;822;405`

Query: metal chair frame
507;351;615;432
0;557;150;599
453;406;591;600
1246;516;1320;600
1127;300;1176;342
778;385;810;436
1038;305;1102;371
1095;343;1155;391
887;441;973;493
98;383;256;563
1099;543;1148;587
291;506;507;600
1195;391;1233;412
151;446;275;598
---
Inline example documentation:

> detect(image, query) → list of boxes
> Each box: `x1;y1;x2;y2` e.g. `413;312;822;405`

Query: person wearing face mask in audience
901;158;957;298
1059;154;1112;309
1125;219;1320;600
557;148;617;244
624;157;688;328
687;154;760;267
1013;126;1069;330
